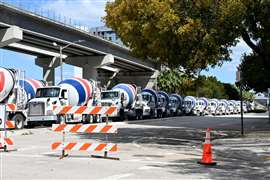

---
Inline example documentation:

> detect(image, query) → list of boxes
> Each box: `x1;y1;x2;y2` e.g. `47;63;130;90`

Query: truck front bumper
27;115;57;122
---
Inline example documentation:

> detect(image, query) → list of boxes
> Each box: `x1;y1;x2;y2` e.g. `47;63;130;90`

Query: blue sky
0;0;252;84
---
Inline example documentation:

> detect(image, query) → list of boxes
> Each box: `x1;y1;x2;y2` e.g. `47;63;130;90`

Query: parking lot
1;114;270;179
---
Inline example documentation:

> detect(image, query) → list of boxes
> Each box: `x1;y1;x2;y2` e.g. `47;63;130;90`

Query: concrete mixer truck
216;99;228;115
157;91;170;118
26;77;97;126
168;94;183;116
136;88;158;119
205;99;219;115
183;96;196;115
100;83;137;120
227;100;235;114
101;85;158;120
193;97;208;116
0;67;44;129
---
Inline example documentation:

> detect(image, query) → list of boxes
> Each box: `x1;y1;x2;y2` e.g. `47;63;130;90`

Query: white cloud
225;39;252;72
42;0;110;27
202;39;253;83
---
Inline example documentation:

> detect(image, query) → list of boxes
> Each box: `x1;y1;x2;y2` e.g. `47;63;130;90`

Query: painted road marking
138;166;163;170
100;173;134;180
17;146;48;152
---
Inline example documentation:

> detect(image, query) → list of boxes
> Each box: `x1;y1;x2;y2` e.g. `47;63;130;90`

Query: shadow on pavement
127;116;270;132
78;127;240;150
147;148;270;180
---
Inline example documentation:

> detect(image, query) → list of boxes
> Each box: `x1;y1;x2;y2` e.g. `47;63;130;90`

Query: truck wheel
119;110;125;121
12;114;25;129
57;115;66;124
150;110;155;119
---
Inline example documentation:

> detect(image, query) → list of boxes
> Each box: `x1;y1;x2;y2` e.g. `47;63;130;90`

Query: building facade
90;26;124;47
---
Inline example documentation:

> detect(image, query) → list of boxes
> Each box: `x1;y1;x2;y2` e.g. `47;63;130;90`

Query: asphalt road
129;113;270;132
1;113;270;180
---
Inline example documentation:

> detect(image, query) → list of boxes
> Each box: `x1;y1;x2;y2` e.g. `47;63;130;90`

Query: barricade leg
59;119;68;159
91;151;120;161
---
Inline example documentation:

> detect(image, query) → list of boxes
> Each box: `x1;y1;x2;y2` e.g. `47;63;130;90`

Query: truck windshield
36;88;60;98
159;97;165;103
184;101;192;107
142;94;150;101
101;91;119;99
169;99;176;107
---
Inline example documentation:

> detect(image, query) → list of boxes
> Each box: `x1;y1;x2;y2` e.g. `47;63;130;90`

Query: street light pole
236;68;244;136
240;83;244;136
53;40;84;82
60;46;63;82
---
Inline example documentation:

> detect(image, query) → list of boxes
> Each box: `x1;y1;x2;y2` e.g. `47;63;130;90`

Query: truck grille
28;102;45;116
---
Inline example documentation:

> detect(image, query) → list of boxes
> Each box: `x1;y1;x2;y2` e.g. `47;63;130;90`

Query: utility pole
53;40;85;82
236;68;244;136
240;83;244;136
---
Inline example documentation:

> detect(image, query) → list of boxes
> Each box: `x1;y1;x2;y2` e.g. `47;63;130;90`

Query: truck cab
216;101;227;115
27;86;68;125
193;98;207;116
227;101;235;114
157;92;170;118
135;92;156;118
101;90;122;116
183;96;196;115
205;99;218;115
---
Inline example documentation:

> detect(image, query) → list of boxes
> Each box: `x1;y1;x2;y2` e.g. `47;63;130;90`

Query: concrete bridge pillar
35;57;60;85
65;54;114;81
99;70;159;89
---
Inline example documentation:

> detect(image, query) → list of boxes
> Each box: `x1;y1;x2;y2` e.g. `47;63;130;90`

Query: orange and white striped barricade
53;105;117;116
0;104;14;152
6;103;16;112
51;123;119;160
0;133;14;152
53;105;117;123
5;120;15;129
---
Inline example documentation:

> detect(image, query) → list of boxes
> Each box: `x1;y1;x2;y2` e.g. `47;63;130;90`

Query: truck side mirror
63;91;68;99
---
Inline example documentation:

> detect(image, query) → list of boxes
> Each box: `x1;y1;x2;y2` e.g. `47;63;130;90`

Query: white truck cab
27;87;68;125
101;90;123;117
134;92;157;118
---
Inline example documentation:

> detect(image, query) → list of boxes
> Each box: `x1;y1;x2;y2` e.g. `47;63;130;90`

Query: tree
222;83;240;100
242;90;255;102
240;53;270;92
157;71;228;99
157;69;192;94
105;0;270;72
193;76;228;99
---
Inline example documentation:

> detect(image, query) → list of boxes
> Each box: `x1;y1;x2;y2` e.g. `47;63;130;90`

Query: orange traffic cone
198;128;217;165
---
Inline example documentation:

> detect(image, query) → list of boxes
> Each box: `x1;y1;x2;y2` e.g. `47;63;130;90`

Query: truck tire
56;115;66;124
119;109;126;121
12;113;25;129
135;109;143;120
150;109;155;119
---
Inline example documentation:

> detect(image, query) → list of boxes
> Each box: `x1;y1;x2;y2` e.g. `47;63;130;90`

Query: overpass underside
0;3;159;89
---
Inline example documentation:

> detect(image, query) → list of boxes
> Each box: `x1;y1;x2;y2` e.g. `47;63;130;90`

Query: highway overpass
0;2;159;88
